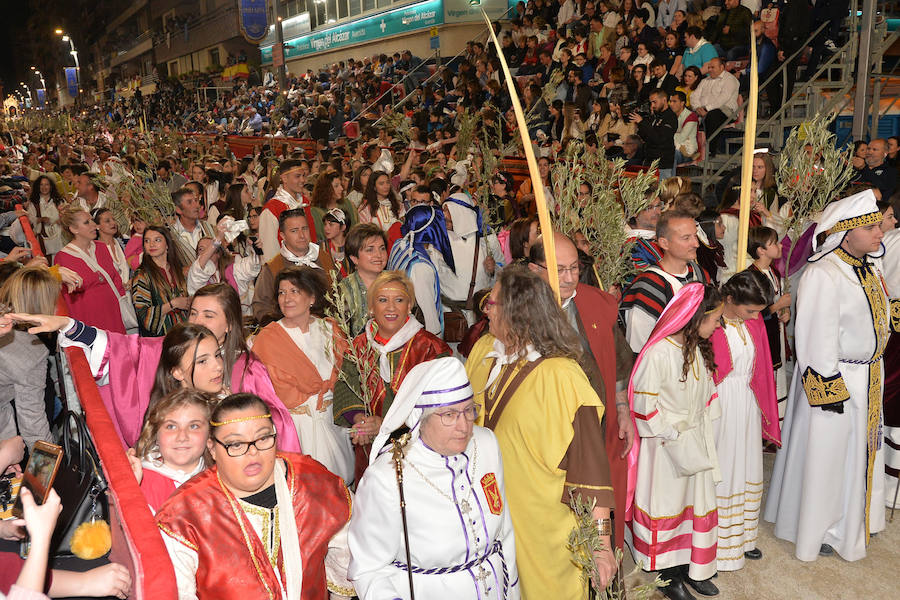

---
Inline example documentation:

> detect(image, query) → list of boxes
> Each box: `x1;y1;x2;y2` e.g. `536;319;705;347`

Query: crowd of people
48;0;847;175
0;2;895;600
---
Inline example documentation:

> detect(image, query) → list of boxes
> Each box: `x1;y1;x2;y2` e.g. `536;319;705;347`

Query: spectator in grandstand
681;26;719;74
691;58;739;156
670;90;699;165
632;89;678;178
859;138;898;200
707;0;754;60
649;60;680;96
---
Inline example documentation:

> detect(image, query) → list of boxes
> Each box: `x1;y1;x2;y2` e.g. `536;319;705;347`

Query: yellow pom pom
70;520;112;560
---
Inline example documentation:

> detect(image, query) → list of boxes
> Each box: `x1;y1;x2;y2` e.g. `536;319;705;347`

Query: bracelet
615;402;629;408
596;518;612;536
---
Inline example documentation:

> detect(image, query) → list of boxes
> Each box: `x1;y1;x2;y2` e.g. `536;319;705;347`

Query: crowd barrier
16;206;178;600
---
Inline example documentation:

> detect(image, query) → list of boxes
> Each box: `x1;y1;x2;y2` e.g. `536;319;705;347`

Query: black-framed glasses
434;404;480;426
212;433;277;457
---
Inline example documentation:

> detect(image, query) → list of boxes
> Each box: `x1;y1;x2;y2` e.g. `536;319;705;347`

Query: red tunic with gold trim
332;328;451;481
155;452;350;600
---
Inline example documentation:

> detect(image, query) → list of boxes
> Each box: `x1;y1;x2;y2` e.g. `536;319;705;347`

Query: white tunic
627;338;721;581
349;427;519;600
713;319;763;571
764;249;889;561
279;319;355;484
882;228;900;508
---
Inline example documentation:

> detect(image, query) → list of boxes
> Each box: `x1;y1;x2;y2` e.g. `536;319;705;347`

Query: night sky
0;0;31;100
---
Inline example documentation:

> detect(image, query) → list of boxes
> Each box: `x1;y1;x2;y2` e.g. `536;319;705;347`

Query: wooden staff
736;26;758;272
481;9;560;303
391;436;415;600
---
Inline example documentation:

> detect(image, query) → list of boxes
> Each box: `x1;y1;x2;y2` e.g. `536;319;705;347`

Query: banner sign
261;0;442;62
36;89;45;107
65;67;79;97
239;0;269;43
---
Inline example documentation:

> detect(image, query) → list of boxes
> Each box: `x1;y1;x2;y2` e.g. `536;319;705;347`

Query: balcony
109;31;154;68
154;4;242;63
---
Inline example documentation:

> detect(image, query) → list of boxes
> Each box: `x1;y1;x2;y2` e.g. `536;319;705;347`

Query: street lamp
56;30;82;99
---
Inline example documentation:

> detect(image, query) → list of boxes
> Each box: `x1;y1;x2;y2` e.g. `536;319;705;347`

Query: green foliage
776;113;856;290
551;143;657;288
566;488;665;600
325;275;376;416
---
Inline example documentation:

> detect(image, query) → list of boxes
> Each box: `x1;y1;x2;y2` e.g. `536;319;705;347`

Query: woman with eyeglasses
349;357;519;600
465;266;617;599
156;393;354;600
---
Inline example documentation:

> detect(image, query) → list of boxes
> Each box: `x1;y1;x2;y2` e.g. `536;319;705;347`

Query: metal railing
352;5;517;125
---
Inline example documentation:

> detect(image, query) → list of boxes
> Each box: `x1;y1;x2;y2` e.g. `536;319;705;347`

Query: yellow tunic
466;335;606;600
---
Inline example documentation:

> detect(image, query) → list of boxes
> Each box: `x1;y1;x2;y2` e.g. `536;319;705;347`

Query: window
349;0;361;17
169;61;179;76
363;0;376;12
209;47;221;66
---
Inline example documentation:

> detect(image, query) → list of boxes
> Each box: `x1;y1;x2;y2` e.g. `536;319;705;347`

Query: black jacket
637;108;678;168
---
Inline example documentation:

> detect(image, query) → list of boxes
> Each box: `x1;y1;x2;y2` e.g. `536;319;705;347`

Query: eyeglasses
212;433;277;457
434;404;480;426
533;262;581;276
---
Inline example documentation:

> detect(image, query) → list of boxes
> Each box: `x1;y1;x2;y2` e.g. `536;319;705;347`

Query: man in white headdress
349;357;519;600
765;189;899;561
436;193;505;325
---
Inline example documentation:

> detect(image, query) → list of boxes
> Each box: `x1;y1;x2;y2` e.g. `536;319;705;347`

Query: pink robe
54;242;127;334
710;314;781;446
97;331;301;452
124;234;143;270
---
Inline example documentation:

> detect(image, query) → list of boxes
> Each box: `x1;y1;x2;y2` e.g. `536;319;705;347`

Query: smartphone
12;440;63;518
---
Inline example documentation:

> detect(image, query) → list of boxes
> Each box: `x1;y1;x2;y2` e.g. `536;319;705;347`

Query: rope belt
840;355;883;365
392;540;510;597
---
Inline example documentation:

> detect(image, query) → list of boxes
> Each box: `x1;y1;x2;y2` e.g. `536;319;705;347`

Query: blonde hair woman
332;270;451;482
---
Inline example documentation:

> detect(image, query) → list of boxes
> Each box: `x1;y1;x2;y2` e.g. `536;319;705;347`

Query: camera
622;100;650;123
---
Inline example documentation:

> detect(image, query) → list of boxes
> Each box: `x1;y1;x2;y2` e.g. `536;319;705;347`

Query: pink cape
710;314;781;446
98;331;301;453
624;283;706;522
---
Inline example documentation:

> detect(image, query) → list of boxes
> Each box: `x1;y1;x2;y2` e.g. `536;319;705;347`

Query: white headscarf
810;189;885;261
369;357;473;464
444;192;480;238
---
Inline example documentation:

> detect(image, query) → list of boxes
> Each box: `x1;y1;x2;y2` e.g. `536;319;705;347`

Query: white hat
811;189;884;260
369;357;473;464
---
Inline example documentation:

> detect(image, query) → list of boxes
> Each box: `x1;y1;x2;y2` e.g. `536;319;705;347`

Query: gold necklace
723;316;748;346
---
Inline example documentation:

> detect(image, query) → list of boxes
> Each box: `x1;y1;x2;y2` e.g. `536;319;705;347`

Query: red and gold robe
156;452;351;600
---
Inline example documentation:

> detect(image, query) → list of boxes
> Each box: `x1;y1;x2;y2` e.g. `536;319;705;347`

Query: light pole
31;68;46;108
55;29;82;103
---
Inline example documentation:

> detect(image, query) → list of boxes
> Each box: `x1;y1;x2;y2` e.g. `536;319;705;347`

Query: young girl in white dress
710;270;781;571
